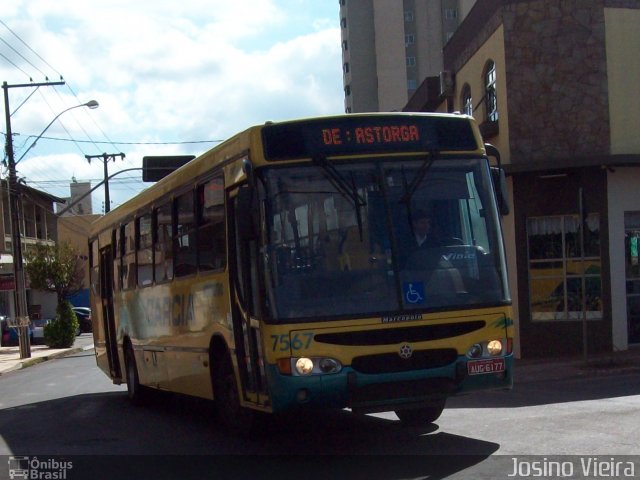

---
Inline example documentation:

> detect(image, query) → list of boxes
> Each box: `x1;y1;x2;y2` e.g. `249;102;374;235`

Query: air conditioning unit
439;70;453;96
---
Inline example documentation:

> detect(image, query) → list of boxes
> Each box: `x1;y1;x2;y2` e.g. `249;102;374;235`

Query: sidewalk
514;346;640;383
0;333;94;375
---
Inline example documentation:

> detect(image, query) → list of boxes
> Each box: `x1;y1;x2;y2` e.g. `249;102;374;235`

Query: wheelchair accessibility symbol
403;282;425;304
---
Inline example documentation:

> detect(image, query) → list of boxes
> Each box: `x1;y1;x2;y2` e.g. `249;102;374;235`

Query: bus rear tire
395;400;446;426
212;354;254;435
125;345;149;406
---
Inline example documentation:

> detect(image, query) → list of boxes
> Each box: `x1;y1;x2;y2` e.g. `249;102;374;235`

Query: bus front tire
212;354;254;435
395;400;446;426
125;345;149;406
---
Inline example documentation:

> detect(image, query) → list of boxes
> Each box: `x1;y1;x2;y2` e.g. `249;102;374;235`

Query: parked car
0;317;34;346
72;307;93;333
31;318;52;345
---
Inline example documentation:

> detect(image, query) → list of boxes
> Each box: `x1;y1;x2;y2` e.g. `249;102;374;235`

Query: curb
0;344;94;375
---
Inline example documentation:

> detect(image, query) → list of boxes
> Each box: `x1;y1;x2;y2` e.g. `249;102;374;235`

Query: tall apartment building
340;0;476;113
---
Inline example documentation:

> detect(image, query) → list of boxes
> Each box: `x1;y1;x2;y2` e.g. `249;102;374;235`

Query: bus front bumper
265;354;513;414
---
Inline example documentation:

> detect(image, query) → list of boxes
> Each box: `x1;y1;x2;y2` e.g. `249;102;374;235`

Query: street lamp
16;100;99;165
2;93;99;359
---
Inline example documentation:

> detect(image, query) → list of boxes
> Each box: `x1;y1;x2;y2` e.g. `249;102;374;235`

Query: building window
404;10;414;22
461;84;473;116
340;17;347;28
445;8;458;19
344;85;351;96
405;34;415;47
484;60;498;122
527;214;602;321
406;56;416;67
407;79;417;90
342;40;348;51
343;62;350;74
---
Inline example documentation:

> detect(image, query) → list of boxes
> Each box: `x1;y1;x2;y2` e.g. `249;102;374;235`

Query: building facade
406;0;640;357
0;181;63;320
340;0;476;113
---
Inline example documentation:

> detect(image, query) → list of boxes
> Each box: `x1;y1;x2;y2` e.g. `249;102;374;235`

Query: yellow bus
89;113;513;431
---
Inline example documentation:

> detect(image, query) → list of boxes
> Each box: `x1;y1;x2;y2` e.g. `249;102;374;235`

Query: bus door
228;186;269;407
99;246;121;381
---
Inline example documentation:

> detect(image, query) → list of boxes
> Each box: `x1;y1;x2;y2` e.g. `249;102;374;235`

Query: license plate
467;358;505;375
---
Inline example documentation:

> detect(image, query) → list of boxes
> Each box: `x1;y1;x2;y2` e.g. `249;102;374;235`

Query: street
0;350;638;479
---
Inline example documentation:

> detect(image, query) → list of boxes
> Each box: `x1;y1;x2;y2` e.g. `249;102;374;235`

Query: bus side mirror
491;167;510;216
484;144;510;216
236;186;258;241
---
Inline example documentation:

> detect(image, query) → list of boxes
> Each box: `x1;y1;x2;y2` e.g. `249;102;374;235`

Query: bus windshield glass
261;157;509;322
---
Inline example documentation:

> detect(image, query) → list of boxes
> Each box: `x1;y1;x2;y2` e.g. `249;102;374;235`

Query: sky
1;0;344;212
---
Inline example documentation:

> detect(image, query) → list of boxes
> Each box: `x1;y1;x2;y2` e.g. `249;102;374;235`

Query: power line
3;132;223;145
0;35;49;79
0;19;63;78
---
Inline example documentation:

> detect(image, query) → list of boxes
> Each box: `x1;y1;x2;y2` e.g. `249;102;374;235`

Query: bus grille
314;321;485;346
351;348;458;374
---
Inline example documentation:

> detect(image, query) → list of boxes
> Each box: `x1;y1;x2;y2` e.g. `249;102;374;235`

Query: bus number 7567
271;333;314;352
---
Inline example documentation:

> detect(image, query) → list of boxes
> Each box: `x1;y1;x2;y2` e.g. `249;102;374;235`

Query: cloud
1;0;344;209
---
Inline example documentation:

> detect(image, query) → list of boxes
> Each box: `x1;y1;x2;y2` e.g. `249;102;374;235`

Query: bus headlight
283;357;343;376
467;344;483;358
295;358;314;376
487;340;503;356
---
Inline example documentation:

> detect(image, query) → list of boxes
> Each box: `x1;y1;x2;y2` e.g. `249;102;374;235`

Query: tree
24;241;85;348
24;241;85;303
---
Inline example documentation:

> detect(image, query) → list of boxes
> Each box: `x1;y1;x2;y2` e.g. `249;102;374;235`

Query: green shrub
44;301;79;348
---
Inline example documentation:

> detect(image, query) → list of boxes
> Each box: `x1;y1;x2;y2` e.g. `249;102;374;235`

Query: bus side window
137;213;153;286
112;228;122;292
123;222;136;289
197;174;226;272
90;239;100;297
175;191;197;277
154;202;174;282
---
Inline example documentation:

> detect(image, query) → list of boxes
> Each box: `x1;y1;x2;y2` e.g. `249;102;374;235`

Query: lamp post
16;100;99;165
2;85;98;358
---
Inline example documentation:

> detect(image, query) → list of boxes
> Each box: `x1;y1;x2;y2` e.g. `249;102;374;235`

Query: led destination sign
321;124;420;147
262;115;478;161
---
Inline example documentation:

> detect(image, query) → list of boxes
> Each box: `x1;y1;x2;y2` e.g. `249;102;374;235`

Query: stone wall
504;0;611;163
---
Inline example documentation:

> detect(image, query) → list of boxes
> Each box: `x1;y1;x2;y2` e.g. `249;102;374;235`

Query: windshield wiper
312;155;366;240
399;149;439;205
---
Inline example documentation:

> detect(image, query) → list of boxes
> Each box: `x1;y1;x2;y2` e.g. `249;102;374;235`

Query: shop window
527;214;602;321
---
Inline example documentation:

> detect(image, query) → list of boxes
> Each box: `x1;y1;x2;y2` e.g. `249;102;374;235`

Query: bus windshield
261;157;509;322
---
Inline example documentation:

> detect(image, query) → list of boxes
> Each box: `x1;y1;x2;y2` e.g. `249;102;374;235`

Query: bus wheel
212;354;253;435
125;345;148;406
395;400;446;426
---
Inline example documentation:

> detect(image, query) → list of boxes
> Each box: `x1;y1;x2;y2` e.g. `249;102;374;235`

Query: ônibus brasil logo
7;456;73;479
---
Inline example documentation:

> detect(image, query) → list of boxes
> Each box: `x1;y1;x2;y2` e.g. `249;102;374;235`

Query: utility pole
3;80;65;359
85;153;125;213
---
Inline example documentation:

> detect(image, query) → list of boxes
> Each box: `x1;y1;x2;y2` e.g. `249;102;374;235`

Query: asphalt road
0;350;638;480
